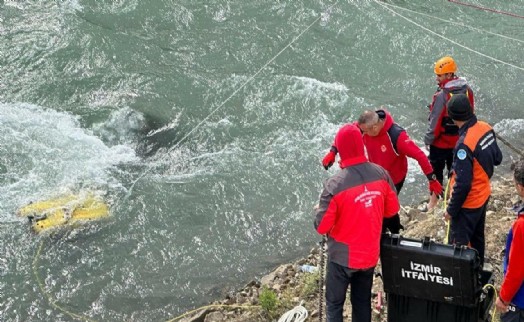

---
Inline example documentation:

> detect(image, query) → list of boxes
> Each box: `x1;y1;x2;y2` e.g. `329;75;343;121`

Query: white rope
277;301;308;322
372;0;524;72
378;1;524;44
115;1;340;207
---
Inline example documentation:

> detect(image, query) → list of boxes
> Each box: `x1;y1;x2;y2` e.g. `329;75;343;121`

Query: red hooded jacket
315;124;400;269
361;110;433;185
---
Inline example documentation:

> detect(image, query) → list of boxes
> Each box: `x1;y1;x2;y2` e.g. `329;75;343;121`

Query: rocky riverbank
176;176;520;322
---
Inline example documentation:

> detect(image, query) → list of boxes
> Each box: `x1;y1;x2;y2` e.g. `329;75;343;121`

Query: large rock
204;311;225;322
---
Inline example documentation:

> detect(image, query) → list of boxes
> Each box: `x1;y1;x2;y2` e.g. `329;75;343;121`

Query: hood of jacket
376;109;394;136
334;124;367;168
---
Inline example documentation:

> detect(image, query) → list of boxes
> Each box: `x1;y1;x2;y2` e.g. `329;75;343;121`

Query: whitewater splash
0;102;138;219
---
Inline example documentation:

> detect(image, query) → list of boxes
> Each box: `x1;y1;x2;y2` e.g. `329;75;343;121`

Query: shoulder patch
457;149;467;160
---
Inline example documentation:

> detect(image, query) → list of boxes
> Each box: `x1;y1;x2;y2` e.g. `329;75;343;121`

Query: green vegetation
259;286;279;318
300;270;320;298
259;285;301;320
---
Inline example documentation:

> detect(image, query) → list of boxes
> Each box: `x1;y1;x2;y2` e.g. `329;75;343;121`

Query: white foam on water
291;75;349;92
494;118;524;138
174;4;194;28
92;106;147;147
212;7;230;23
59;0;84;12
493;118;524;160
0;103;138;219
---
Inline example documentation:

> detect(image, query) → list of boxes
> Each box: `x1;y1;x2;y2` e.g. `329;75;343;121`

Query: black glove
382;214;404;234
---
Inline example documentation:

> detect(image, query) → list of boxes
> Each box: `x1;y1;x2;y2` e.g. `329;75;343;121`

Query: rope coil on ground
278;300;308;322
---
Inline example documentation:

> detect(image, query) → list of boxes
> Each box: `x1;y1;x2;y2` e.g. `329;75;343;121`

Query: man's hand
322;147;337;170
495;297;509;313
383;215;404;234
443;212;451;222
429;180;443;197
427;173;443;197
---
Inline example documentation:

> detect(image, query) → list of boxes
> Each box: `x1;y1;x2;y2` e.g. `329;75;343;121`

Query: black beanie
447;94;473;121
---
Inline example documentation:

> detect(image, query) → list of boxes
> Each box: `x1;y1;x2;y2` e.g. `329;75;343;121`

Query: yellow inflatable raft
17;194;109;233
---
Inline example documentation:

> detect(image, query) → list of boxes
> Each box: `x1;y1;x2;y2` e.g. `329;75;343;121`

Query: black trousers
501;305;524;322
429;145;454;185
325;261;374;322
449;199;489;265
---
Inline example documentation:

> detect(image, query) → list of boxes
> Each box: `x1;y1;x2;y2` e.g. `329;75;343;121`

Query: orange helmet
434;56;457;75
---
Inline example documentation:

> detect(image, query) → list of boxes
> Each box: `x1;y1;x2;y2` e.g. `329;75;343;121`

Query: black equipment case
380;235;494;322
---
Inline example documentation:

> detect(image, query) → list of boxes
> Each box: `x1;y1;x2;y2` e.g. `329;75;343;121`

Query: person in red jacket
425;56;475;207
496;160;524;320
322;109;443;233
315;123;400;322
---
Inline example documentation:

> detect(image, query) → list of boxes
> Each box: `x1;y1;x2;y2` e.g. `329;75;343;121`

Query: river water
1;0;523;321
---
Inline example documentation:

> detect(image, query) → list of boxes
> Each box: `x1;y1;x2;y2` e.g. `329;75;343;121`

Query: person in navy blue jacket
443;94;502;265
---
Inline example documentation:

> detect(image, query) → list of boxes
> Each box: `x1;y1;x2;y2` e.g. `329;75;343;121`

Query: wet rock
243;280;258;288
180;308;210;322
275;264;290;279
260;272;276;286
204;311;225;322
235;293;247;304
296;258;307;265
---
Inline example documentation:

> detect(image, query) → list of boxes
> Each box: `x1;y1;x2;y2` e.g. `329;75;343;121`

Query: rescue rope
376;1;524;44
33;239;97;322
117;0;340;208
482;283;498;322
318;237;326;322
164;298;308;322
277;301;308;322
496;132;524;158
443;179;451;244
164;304;261;322
441;183;499;321
32;236;263;322
448;0;524;20
373;0;524;72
